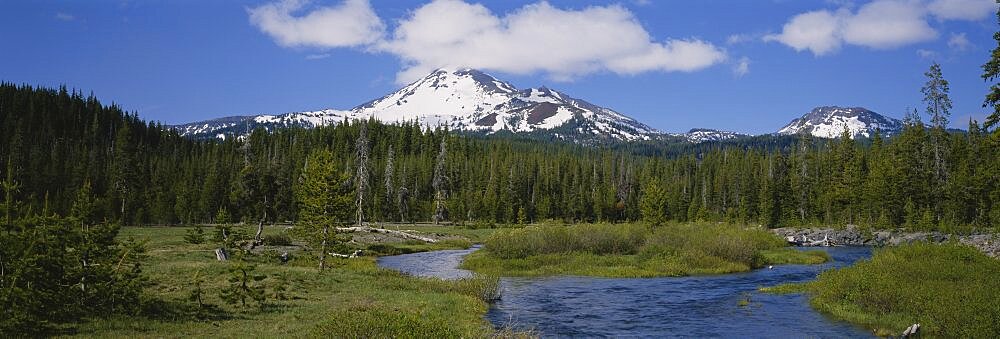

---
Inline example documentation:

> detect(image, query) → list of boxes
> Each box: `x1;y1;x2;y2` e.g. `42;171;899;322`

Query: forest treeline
1;72;998;232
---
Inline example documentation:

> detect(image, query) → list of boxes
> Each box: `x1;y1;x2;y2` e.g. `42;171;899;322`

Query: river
377;245;873;337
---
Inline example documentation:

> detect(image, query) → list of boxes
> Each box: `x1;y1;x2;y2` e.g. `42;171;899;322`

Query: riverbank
380;241;874;337
61;225;506;337
462;223;829;278
765;243;1000;337
772;225;1000;257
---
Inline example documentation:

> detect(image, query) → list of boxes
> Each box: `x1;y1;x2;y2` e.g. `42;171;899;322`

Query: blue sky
1;0;997;134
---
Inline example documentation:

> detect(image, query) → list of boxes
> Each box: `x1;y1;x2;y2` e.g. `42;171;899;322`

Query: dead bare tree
355;123;370;227
432;138;449;224
383;147;395;224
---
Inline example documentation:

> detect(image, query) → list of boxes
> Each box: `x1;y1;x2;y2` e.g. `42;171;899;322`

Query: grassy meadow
765;242;1000;337
59;225;511;338
461;222;829;277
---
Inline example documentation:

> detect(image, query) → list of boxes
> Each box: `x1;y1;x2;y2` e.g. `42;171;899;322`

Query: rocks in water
771;226;999;258
773;225;864;247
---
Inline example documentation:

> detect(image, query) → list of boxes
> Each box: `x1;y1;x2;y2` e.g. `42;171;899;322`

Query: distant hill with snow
172;68;657;143
172;70;904;144
777;106;902;139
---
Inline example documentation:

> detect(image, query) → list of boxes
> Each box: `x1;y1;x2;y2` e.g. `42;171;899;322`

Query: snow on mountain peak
676;128;748;143
172;68;658;143
777;106;902;139
170;69;903;144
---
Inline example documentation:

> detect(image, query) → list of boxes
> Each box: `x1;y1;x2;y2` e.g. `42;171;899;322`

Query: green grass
58;225;505;338
769;242;1000;337
461;222;828;278
758;248;830;265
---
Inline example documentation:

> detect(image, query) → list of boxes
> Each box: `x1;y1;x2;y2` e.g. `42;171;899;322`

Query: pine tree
2;156;19;233
295;149;352;271
111;124;136;223
922;63;954;223
922;62;952;187
639;179;669;226
982;6;1000;131
790;133;813;223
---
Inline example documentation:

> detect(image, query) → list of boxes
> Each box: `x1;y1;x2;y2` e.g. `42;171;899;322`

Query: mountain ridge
173;68;658;143
171;69;904;143
777;106;903;138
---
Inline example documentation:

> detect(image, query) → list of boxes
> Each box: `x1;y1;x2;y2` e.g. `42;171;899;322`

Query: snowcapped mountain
171;109;353;140
672;128;747;143
172;68;658;142
777;106;902;139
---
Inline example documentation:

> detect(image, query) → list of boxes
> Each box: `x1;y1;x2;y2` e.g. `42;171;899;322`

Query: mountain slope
777;106;902;138
673;128;748;143
172;69;657;142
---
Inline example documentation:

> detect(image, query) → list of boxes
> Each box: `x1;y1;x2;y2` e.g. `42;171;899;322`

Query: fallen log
329;250;363;259
335;226;439;243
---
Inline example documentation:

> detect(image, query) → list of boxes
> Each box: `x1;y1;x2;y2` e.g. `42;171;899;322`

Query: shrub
262;233;292;246
474;222;822;277
219;263;267;309
453;274;501;302
642;223;785;268
183;226;206;244
804;243;1000;337
0;216;146;334
575;223;647;255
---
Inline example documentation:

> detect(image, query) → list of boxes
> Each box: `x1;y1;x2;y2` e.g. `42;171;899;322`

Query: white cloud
840;0;937;49
733;57;750;77
764;9;844;55
380;0;725;83
917;48;939;59
927;0;997;20
249;0;725;84
305;53;331;60
55;12;75;21
947;32;973;51
248;0;384;48
766;0;992;56
726;33;760;45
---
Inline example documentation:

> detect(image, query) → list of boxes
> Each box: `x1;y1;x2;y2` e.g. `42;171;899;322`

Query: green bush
262;233;292;246
183;226;206;244
484;223;648;259
473;222;823;277
803;243;1000;337
0;216;146;334
219;263;267;309
640;223;786;268
453;274;501;302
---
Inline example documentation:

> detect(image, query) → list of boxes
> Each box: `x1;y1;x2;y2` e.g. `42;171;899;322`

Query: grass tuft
772;242;1000;337
463;222;827;278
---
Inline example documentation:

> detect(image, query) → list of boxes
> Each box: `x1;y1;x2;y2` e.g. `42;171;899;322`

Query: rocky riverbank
771;226;1000;258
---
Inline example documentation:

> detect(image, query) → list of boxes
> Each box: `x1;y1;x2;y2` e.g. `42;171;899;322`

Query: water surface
378;246;873;338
